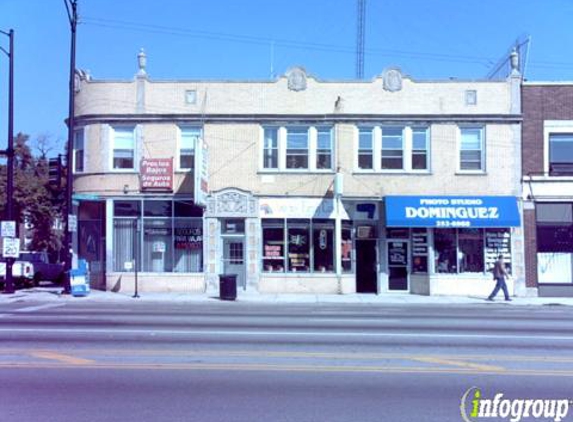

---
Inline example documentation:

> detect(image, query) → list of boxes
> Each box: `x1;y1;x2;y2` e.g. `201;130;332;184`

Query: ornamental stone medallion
205;188;258;217
286;67;308;92
382;68;403;92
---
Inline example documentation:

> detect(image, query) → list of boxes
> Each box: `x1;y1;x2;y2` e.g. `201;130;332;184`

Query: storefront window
173;218;203;272
262;219;285;272
341;222;352;272
411;228;428;273
434;229;457;273
113;218;137;272
536;203;573;284
458;228;484;273
143;219;173;272
313;219;334;272
434;228;510;274
113;199;203;273
262;219;350;274
287;219;310;272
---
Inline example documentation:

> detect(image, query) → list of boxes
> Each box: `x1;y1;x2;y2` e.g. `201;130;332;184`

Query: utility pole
63;0;78;294
0;29;15;294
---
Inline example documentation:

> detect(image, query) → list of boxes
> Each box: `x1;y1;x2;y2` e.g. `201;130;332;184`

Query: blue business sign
385;196;520;228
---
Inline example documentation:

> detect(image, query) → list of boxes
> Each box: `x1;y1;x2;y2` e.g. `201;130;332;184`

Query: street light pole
63;0;78;294
1;29;15;294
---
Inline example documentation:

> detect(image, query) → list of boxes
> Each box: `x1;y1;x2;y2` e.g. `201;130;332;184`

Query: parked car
0;258;35;288
19;251;65;285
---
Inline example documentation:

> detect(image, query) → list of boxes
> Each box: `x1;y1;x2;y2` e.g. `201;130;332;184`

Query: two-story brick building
72;51;525;296
522;83;573;296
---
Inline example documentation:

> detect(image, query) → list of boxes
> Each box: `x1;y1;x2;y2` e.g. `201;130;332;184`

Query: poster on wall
411;228;428;273
174;227;203;250
388;242;407;266
264;244;283;260
485;229;511;271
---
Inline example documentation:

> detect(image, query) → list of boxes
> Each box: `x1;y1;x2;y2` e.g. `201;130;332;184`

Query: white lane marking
14;303;65;313
312;318;402;324
1;327;573;342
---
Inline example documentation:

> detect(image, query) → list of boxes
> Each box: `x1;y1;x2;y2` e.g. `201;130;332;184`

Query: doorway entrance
388;240;409;291
356;240;377;293
223;238;246;290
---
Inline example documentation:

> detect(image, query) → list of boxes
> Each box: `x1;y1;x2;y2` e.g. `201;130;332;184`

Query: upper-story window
263;127;279;169
316;127;333;169
260;125;334;172
179;126;201;171
412;127;429;170
286;127;309;169
381;126;404;170
112;126;135;170
73;129;84;173
549;133;573;176
356;125;429;172
459;126;484;172
358;127;374;170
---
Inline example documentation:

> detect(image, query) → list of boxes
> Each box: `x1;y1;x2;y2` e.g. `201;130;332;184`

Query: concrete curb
2;287;573;307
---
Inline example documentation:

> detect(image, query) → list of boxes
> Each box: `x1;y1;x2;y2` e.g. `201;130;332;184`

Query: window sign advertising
388;242;407;266
174;227;203;250
386;196;520;228
259;198;350;220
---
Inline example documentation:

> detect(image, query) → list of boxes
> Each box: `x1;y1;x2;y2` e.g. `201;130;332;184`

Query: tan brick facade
73;66;524;295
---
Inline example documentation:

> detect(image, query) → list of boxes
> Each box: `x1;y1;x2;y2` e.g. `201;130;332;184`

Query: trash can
219;274;237;301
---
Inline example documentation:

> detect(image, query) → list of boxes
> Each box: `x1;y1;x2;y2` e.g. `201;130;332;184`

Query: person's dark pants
489;276;510;300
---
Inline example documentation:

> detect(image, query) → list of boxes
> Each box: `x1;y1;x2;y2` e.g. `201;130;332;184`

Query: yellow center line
29;351;96;365
412;356;505;372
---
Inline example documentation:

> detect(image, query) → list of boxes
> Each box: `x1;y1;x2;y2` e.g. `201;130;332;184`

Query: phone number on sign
436;220;471;228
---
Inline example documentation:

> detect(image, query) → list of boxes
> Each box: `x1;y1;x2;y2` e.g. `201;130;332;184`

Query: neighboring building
72;51;525;296
522;83;573;296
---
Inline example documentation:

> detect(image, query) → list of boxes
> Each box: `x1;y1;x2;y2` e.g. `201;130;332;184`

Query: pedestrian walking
487;254;511;301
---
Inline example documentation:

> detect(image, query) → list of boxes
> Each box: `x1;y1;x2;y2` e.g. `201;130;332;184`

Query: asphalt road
1;301;573;422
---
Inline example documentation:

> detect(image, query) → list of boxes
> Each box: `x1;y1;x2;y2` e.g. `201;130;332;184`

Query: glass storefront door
388;240;409;291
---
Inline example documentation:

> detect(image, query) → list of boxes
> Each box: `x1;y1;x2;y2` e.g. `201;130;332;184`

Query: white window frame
73;128;85;173
261;126;279;170
354;124;430;173
110;125;136;172
259;125;335;173
411;126;431;172
544;120;573;177
356;126;375;171
458;125;486;174
381;125;405;172
178;126;201;171
315;126;333;172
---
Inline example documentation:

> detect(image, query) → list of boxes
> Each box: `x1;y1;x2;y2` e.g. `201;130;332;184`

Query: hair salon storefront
384;196;523;296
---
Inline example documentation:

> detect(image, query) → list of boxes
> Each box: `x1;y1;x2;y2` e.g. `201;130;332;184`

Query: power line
81;16;498;67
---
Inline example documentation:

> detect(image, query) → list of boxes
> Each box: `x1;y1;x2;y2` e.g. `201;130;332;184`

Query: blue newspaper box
70;259;90;297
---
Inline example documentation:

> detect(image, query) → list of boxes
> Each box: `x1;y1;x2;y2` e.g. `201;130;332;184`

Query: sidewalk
2;287;573;307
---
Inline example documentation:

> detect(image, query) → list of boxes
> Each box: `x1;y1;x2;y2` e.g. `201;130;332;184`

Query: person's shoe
505;298;512;301
486;297;494;301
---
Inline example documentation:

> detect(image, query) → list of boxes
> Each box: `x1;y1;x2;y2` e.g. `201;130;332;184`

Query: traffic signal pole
62;0;78;294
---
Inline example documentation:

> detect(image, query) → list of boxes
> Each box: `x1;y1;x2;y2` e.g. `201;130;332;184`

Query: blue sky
1;0;573;154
